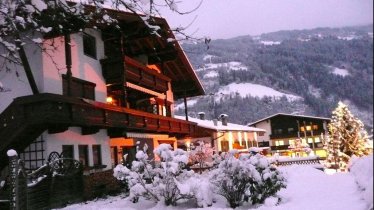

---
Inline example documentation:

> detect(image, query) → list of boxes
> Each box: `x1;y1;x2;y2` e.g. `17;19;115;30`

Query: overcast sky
160;0;373;39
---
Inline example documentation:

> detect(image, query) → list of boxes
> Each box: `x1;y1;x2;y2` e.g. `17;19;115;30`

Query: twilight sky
160;0;373;39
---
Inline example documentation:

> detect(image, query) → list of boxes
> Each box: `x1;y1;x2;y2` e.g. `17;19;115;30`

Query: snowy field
217;83;300;101
59;155;373;210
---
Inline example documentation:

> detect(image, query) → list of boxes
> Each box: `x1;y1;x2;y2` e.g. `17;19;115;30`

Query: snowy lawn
59;164;370;210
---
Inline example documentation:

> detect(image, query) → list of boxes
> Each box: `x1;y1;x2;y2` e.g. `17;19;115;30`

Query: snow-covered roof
175;115;265;133
248;113;331;126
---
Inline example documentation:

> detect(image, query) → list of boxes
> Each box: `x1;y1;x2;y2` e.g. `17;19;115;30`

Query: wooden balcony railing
101;56;170;93
0;93;198;169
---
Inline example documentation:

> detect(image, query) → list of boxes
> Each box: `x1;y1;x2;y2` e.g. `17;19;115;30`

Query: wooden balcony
0;93;198;170
101;56;170;93
270;130;326;139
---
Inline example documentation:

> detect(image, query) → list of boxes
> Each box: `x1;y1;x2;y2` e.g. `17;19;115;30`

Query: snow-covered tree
210;151;285;208
114;144;197;206
188;140;214;173
324;102;371;171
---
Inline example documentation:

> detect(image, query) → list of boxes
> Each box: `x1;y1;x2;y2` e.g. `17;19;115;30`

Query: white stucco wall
42;29;107;102
254;121;271;143
0;29;107;113
44;127;111;170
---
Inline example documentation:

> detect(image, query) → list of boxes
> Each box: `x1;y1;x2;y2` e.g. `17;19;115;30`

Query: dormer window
83;33;97;59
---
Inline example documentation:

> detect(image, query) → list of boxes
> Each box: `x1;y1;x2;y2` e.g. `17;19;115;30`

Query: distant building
176;113;266;154
248;113;330;158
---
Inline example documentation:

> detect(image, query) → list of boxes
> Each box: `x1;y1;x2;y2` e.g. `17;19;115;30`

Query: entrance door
110;146;118;168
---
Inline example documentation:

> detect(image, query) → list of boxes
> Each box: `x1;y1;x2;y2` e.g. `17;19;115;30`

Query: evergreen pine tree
324;102;370;171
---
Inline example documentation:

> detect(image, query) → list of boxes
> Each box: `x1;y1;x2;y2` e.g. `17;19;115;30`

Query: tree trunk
15;34;39;94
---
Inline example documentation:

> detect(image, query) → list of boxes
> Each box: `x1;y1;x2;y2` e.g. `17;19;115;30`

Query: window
62;145;74;158
287;127;295;133
289;139;295;146
78;145;89;167
258;132;265;136
275;140;284;146
300;126;305;132
306;126;312;131
83;33;97;59
92;145;102;166
274;129;283;135
308;138;314;143
313;125;319;130
19;137;45;170
314;137;321;143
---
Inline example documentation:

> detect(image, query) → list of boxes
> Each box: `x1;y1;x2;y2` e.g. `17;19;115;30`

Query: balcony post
65;33;72;96
183;93;188;121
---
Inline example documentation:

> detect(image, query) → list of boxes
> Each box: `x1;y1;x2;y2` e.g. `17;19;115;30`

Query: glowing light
106;96;113;104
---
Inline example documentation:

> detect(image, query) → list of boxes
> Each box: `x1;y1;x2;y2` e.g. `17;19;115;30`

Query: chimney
213;119;218;126
198;112;205;120
220;114;228;126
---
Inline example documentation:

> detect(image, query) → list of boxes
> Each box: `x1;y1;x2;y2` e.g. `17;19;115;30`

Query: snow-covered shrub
114;144;196;206
242;154;286;205
348;154;373;210
189;141;214;173
210;151;286;208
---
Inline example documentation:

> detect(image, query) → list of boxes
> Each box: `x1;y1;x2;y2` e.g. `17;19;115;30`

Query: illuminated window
276;140;284;146
301;138;307;145
313;125;319;130
289;140;295;146
314;137;320;143
300;127;305;132
308;138;313;143
306;126;312;131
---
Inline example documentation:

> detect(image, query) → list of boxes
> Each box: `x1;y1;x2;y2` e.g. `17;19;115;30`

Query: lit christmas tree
324;102;371;171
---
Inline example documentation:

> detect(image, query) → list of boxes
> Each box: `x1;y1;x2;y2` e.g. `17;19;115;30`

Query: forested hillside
175;25;373;130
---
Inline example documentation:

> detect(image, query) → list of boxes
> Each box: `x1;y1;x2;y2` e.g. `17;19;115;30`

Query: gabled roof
175;115;266;132
248;113;331;126
45;4;205;99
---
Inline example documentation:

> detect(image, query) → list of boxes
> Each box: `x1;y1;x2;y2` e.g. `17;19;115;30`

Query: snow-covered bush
241;154;286;205
189;141;214;173
210;151;286;208
114;144;197;206
348;154;373;210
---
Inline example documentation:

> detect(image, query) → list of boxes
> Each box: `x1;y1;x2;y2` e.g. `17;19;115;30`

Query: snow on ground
174;99;198;110
256;165;368;210
203;54;216;62
203;71;219;78
331;67;350;77
349;154;373;209
260;41;281;45
217;83;300;101
59;164;370;210
196;62;248;72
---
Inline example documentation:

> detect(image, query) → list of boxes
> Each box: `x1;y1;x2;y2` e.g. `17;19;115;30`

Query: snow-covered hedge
113;144;210;207
349;154;373;209
210;152;286;208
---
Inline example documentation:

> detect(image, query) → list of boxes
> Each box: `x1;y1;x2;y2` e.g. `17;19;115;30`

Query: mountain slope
176;25;373;129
